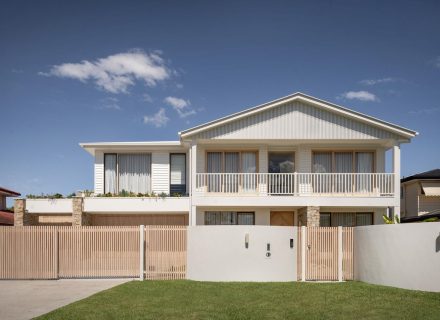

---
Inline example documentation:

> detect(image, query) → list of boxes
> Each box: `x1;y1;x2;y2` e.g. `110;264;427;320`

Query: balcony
195;173;395;197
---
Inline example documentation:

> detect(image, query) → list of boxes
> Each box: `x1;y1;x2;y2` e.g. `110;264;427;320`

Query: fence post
139;225;144;280
301;226;306;281
338;226;343;282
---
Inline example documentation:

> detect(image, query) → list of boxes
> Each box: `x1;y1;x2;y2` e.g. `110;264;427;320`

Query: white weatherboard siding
297;146;312;172
192;101;400;140
187;226;297;281
354;224;440;292
152;152;170;194
419;195;440;214
94;151;104;194
375;148;385;172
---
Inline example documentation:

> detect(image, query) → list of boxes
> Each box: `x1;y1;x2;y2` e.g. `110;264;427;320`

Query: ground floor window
320;212;373;227
205;212;255;225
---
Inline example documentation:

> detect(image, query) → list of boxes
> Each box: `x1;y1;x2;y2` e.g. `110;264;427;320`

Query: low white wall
26;199;73;214
187;226;297;282
84;197;190;213
354;224;440;292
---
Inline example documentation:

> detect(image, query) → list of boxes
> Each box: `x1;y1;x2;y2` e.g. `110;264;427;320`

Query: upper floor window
104;153;152;194
268;152;295;173
313;151;374;173
206;151;257;174
170;153;186;195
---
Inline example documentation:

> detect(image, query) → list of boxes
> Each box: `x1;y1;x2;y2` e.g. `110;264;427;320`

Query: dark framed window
205;211;255;225
319;212;374;227
170;153;186;195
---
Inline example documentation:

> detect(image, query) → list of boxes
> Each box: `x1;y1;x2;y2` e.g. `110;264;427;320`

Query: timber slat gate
0;226;187;280
297;227;354;281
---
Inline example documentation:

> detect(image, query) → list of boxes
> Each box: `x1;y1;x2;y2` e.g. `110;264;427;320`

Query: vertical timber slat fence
0;226;187;280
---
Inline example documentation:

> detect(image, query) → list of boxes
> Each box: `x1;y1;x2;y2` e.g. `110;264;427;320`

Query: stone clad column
298;206;320;227
14;198;25;226
72;197;89;226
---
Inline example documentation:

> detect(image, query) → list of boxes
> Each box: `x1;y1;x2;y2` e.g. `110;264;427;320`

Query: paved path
0;279;132;320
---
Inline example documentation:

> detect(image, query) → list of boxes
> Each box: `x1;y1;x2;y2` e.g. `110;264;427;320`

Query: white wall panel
94;151;104;194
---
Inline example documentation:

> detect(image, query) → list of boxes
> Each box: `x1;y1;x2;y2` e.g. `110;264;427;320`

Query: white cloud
143;108;169;127
164;96;196;118
41;50;172;94
340;91;378;102
359;77;397;86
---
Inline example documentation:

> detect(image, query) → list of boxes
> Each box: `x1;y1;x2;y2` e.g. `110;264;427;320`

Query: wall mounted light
245;233;249;249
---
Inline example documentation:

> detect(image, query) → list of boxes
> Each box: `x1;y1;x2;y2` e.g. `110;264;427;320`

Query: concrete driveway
0;279;132;320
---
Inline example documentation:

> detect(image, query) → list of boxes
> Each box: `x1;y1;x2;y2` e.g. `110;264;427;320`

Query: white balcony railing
195;173;394;197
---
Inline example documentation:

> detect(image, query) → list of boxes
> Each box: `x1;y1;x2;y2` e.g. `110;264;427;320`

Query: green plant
382;214;400;224
423;217;439;222
158;192;168;198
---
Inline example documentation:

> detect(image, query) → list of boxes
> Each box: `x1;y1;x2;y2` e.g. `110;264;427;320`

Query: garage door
90;214;189;226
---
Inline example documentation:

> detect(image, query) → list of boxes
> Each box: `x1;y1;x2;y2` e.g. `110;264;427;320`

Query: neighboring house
401;169;440;222
0;187;21;226
16;92;417;227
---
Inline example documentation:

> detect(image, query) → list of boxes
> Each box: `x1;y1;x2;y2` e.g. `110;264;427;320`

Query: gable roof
179;92;418;139
401;169;440;183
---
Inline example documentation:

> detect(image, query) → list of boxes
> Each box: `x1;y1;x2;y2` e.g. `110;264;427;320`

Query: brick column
14;198;35;226
298;206;320;227
14;198;25;226
72;197;89;226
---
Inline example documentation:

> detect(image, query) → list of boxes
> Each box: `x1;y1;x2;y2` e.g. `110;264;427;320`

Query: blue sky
1;0;439;200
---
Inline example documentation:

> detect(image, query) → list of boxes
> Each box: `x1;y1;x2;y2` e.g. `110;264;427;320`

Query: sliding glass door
104;153;152;194
206;151;257;193
312;151;374;193
268;152;295;194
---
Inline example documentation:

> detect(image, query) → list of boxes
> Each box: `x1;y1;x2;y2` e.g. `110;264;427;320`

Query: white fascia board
79;141;185;156
179;93;418;139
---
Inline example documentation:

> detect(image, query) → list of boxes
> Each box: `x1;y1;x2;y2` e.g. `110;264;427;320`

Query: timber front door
270;211;294;226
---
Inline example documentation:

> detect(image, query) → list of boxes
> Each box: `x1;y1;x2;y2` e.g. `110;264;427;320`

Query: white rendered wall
354;224;440;292
187;226;297;281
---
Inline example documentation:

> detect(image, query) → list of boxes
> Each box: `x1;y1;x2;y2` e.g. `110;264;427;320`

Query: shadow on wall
436;233;440;253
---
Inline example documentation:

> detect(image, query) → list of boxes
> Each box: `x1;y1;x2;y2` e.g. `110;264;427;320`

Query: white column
392;144;401;219
338;226;343;282
189;142;198;226
301;226;306;281
139;225;145;280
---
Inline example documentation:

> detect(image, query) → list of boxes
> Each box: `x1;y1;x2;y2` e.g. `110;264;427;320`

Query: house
15;92;417;227
0;187;21;226
401;169;440;222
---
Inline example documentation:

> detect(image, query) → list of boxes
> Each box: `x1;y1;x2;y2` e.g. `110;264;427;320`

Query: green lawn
37;280;440;320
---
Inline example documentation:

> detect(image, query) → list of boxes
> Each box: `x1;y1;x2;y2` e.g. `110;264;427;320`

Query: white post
338;226;343;282
189;142;198;226
392;144;401;219
301;226;306;281
139;225;144;280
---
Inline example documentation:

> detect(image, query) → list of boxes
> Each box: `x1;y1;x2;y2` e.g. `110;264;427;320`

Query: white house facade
15;93;417;227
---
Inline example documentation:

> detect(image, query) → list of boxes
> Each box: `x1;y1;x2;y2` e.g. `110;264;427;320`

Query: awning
421;182;440;196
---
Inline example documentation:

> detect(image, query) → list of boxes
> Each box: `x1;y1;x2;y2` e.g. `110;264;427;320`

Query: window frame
312;150;376;174
169;153;187;195
103;152;152;194
204;211;255;225
319;212;374;227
